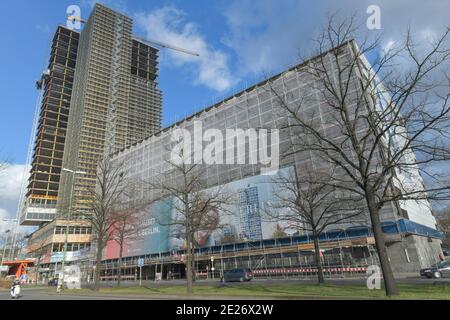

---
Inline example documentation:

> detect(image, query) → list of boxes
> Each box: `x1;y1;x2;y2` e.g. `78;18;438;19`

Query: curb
44;291;284;300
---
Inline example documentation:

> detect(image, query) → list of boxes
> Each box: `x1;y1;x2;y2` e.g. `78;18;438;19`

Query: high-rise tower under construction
20;25;79;226
57;3;162;216
23;4;162;263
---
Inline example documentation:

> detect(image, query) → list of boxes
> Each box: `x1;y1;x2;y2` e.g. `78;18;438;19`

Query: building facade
103;40;442;277
57;4;162;216
24;4;162;274
20;26;79;226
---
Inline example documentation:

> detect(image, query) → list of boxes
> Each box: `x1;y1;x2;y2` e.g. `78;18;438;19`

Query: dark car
420;259;450;278
48;278;59;286
222;268;253;282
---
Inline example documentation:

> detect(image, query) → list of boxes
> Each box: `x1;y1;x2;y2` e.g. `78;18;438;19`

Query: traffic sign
137;258;144;267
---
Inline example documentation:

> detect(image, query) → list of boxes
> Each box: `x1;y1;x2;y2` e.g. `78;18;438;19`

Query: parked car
420;259;450;278
48;278;59;286
222;268;253;282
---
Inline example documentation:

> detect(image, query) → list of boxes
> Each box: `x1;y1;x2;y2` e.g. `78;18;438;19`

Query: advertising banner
50;248;93;263
105;198;173;259
104;166;294;260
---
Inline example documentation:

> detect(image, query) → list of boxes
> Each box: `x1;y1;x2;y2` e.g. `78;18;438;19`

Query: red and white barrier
252;267;368;274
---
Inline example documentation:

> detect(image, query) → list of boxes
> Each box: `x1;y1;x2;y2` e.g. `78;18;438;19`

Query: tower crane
67;15;200;56
132;36;199;57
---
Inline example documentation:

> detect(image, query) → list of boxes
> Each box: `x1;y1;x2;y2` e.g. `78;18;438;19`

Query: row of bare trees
436;206;450;250
81;16;449;298
145;147;232;294
267;16;450;296
86;150;232;293
0;150;9;174
266;167;365;284
86;157;146;290
0;160;7;174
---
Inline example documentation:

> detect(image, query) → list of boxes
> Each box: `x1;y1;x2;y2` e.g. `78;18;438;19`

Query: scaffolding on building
97;219;442;282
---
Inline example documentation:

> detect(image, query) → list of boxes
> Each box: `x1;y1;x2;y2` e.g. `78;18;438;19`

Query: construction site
4;3;444;286
20;26;79;226
98;220;441;281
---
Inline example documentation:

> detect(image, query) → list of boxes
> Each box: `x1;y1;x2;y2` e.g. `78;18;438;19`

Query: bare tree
0;160;7;174
266;166;363;284
268;15;450;295
271;223;288;239
0;152;9;174
13;233;29;260
220;233;242;245
147;148;232;294
26;237;50;285
436;206;450;249
0;230;11;265
88;156;128;291
109;206;144;286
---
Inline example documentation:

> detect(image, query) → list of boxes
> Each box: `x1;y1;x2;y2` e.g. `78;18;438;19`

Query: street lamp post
57;168;86;293
211;256;215;280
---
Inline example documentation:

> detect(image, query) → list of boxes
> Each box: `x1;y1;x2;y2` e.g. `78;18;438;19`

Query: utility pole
57;168;86;293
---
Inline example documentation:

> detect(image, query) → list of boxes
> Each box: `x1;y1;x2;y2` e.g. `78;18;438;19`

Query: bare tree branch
267;15;450;296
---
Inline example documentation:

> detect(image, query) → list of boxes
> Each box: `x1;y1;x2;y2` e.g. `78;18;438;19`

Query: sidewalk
0;285;48;292
45;291;280;300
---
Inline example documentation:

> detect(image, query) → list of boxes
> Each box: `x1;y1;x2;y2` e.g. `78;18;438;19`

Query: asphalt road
98;276;450;287
0;287;166;300
1;276;448;300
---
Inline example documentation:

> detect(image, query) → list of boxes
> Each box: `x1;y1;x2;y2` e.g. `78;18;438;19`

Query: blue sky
1;0;449;229
2;0;449;163
0;0;232;164
0;0;373;164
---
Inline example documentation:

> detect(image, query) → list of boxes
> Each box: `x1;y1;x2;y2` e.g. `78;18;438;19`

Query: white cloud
0;164;29;234
222;0;320;77
80;1;449;93
134;6;236;92
222;0;450;77
381;39;396;54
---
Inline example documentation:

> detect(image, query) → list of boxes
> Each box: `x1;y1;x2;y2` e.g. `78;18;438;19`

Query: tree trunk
93;238;103;291
313;232;325;284
36;257;41;286
366;192;399;296
117;242;123;287
186;233;193;294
